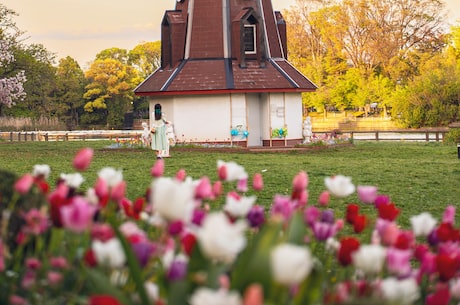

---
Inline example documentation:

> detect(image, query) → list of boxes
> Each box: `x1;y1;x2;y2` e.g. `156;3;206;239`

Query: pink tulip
292;171;308;192
195;177;213;200
175;168;187;181
318;191;330;206
94;178;109;206
151;159;165;177
73;147;93;171
442;205;456;224
9;295;27;305
47;271;63;286
237;178;248;192
243;283;264;305
252;173;264;191
386;248;412;276
357;185;378;204
14;174;34;194
212;181;223;198
61;197;97;233
110;181;126;202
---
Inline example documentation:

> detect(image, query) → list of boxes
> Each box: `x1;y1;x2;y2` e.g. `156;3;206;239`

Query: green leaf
292;261;324;305
231;221;283;299
286;211;307;245
84;268;131;304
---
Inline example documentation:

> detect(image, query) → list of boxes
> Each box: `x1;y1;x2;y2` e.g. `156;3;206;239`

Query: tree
129;41;161;79
84;55;140;128
0;4;26;109
55;56;87;129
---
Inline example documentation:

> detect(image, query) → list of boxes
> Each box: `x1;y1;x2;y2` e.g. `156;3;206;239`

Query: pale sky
3;0;460;70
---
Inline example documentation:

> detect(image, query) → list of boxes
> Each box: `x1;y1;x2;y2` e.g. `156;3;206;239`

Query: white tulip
189;287;241;305
324;175;355;198
92;238;126;268
271;243;314;286
217;160;248;181
197;212;246;264
224;193;257;218
151;177;195;222
380;277;419;305
33;164;50;179
410;212;437;237
98;167;123;187
60;172;84;189
352;244;386;275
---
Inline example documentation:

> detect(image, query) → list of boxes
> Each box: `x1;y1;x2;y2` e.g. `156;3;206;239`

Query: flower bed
0;148;458;305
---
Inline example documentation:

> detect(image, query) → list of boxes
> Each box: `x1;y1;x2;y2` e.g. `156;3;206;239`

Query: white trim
222;0;230;58
244;24;257;55
184;0;194;59
258;0;271;58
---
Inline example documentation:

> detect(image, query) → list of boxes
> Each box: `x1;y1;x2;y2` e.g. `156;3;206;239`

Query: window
243;24;256;54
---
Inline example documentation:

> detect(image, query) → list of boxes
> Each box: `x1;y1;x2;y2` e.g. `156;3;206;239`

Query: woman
150;104;168;159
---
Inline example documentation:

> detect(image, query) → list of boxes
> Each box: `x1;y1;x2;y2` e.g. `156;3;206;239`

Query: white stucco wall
148;91;303;145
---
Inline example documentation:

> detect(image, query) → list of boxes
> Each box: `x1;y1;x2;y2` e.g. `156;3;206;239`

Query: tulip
32;164;51;179
292;171;308;192
352;244;386;275
151;177;195;222
175;168;187;181
380;277;419;305
237;178;248;192
247;205;265;228
92;238;126;268
357;185;378;204
386;248;412;276
252;173;264;191
243;284;264;305
324;175;355;198
88;295;124;305
197;212;247;264
442;205;456;224
14;174;34;194
189;288;242;305
195;177;213;200
224;193;256;218
318;191;330;206
270;243;313;286
410;212;437;237
61;196;97;233
217;160;248;182
73;147;93;171
337;237;360;266
151;158;165;177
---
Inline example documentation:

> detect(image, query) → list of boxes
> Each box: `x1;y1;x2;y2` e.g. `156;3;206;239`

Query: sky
3;0;460;70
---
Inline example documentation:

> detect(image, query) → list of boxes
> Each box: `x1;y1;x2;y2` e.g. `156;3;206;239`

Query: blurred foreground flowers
0;148;459;305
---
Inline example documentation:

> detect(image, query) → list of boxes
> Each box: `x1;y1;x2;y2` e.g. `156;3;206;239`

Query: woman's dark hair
154;104;162;121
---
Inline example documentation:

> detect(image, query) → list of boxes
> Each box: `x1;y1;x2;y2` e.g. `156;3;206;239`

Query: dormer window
244;24;256;54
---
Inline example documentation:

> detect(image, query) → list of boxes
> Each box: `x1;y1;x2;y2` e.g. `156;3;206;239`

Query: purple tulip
247;205;265;228
167;259;187;281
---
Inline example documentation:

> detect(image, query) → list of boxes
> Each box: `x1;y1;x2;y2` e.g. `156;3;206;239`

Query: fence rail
0;129;449;143
310;129;448;142
0;131;142;142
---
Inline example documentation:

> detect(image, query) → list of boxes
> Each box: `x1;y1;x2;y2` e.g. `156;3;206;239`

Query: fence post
425;132;429;142
18;132;21;141
9;132;13;142
435;132;439;142
45;133;49;141
375;131;379;141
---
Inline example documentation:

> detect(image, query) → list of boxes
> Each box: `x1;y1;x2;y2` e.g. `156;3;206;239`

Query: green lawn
0;141;459;227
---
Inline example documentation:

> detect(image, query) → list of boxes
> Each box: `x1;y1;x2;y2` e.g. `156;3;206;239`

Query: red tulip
338;237;360;266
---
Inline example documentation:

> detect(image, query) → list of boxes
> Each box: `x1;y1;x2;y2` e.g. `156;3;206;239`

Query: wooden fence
0;131;142;142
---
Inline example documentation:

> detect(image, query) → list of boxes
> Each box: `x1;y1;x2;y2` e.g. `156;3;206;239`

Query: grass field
0;141;459;227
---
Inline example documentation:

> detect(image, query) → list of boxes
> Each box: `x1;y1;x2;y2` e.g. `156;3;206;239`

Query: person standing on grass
150;103;168;159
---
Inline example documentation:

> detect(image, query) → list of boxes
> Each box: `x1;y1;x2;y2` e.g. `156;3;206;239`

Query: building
134;0;317;147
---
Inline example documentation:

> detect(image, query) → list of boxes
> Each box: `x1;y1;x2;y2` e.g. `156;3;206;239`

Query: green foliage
444;128;460;144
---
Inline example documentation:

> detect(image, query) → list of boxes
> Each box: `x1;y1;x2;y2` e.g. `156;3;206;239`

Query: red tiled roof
135;58;317;96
